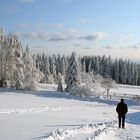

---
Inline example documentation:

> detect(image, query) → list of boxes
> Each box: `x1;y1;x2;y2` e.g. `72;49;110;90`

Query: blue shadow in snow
0;87;139;106
36;90;120;105
126;112;140;125
36;90;140;106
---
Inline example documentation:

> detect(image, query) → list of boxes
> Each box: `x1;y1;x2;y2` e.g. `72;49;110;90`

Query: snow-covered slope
0;84;140;140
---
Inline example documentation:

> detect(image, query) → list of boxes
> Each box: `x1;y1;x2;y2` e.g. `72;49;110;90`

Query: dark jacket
116;101;128;116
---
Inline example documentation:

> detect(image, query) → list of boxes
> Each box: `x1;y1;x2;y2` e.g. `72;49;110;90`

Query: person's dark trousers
118;116;125;128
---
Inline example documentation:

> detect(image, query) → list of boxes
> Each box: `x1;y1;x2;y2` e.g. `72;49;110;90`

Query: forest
0;27;140;92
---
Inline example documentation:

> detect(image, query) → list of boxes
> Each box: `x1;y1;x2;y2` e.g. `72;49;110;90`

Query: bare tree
101;78;116;98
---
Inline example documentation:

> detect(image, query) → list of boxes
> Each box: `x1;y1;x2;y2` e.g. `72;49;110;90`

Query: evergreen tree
0;31;24;87
114;59;119;82
94;56;100;74
61;56;66;76
126;60;131;84
88;61;92;74
119;59;127;84
82;60;86;73
134;64;138;85
0;28;43;89
57;72;63;92
49;56;57;82
22;46;43;90
65;52;80;92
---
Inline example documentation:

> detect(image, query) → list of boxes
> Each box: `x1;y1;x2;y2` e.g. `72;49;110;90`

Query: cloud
37;32;48;40
37;23;46;28
23;32;48;40
102;44;114;49
48;29;80;41
80;18;91;24
11;32;21;38
22;29;80;41
128;44;140;49
22;30;107;42
48;34;69;41
79;32;107;41
75;44;83;47
23;33;36;39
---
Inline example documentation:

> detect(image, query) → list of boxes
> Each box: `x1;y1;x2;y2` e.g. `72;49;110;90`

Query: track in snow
0;105;72;114
41;121;118;140
41;121;140;140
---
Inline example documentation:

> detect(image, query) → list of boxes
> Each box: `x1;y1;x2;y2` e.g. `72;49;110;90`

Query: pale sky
1;0;140;61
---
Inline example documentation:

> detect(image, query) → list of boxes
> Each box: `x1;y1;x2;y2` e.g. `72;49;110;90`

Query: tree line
35;52;116;96
35;53;140;86
81;56;140;85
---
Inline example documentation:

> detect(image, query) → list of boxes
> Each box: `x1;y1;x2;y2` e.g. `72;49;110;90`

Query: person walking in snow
116;98;128;128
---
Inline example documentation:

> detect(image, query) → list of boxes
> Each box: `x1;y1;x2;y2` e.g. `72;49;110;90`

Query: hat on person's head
121;98;124;102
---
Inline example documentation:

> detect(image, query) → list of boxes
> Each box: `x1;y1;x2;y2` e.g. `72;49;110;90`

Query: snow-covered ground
111;84;140;96
0;84;140;140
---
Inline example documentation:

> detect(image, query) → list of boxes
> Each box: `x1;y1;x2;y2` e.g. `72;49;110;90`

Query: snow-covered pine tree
60;56;66;76
106;56;112;76
0;30;25;88
126;60;132;84
131;62;136;85
0;27;44;90
82;60;86;73
93;56;100;74
56;54;61;74
137;65;140;85
22;46;43;90
134;64;138;85
0;28;6;87
113;59;119;83
57;72;63;92
119;59;127;84
88;61;92;74
65;52;80;92
35;54;42;70
51;55;57;83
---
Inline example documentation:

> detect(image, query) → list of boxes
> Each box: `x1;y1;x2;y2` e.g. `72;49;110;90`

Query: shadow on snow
0;87;139;107
126;112;140;125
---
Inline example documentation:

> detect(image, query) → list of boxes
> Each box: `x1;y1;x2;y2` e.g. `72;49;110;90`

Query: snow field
0;84;140;140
